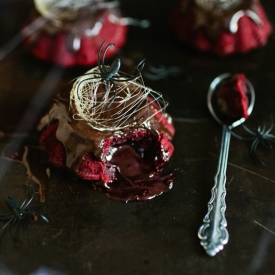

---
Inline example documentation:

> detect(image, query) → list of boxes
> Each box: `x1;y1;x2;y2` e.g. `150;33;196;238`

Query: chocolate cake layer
38;81;177;202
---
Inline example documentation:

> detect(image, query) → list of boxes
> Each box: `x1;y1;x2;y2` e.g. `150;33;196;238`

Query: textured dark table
0;1;275;274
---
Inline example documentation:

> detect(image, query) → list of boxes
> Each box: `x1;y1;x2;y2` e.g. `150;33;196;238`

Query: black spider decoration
143;64;183;80
0;184;49;232
75;41;146;108
232;118;275;165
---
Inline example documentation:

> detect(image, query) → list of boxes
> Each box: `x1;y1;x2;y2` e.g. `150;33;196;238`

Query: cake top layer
70;66;168;132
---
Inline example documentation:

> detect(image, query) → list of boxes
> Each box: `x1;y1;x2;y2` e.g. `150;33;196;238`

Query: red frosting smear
217;74;249;120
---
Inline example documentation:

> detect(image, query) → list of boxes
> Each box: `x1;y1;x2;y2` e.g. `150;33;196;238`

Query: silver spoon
198;73;255;256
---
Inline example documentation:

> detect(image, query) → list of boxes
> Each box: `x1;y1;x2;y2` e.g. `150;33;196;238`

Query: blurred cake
23;0;127;67
170;0;272;55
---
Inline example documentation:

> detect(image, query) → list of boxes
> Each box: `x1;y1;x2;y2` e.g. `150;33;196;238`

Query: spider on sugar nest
73;41;146;108
70;41;168;131
0;183;49;232
232;117;275;165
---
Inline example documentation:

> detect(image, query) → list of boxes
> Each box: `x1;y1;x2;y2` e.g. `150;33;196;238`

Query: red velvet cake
23;0;127;67
216;74;249;120
170;0;272;55
38;50;177;202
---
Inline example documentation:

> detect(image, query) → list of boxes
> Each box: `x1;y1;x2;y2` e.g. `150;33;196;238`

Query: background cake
23;0;128;67
170;0;272;55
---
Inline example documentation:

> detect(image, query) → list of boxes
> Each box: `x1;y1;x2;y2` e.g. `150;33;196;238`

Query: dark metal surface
0;0;275;274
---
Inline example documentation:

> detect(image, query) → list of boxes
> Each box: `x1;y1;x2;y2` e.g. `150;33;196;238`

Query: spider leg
117;59;145;78
113;68;141;80
242;124;256;135
12;216;18;225
250;139;259;156
101;43;115;74
261;137;273;150
260;119;266;133
266;116;274;134
107;80;118;108
97;42;114;75
36;213;49;223
0;213;13;220
127;59;146;76
267;135;275;143
76;76;102;100
97;42;105;73
250;139;266;165
97;41;106;74
115;62;145;80
25;211;49;223
21;184;35;210
267;137;275;150
231;131;254;141
0;217;15;232
97;64;105;75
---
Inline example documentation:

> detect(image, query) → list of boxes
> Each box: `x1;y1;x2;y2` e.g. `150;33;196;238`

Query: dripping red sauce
39;121;180;202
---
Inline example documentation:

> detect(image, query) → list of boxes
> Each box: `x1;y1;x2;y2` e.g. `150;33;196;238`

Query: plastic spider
232;118;275;165
143;64;183;80
75;41;145;108
0;184;49;232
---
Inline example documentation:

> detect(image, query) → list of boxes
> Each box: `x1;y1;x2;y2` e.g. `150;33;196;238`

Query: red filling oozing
217;74;249;120
40;122;177;202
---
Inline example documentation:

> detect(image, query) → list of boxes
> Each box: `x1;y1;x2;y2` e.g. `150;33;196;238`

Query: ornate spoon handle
198;126;231;256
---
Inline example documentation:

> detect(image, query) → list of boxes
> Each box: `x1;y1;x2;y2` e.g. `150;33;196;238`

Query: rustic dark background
0;0;274;274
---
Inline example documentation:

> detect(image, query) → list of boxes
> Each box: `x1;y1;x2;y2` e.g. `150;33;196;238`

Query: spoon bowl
198;73;255;256
207;73;255;128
